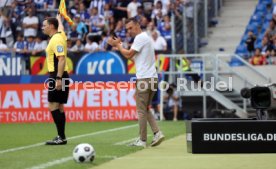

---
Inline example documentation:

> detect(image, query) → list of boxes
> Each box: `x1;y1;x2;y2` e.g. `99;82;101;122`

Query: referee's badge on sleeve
57;46;64;53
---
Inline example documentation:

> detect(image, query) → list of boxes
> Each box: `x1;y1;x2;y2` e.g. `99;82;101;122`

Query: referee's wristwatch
56;76;62;80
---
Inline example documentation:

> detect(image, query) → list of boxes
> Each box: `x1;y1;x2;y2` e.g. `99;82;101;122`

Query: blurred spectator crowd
0;0;193;55
244;1;276;65
247;18;276;66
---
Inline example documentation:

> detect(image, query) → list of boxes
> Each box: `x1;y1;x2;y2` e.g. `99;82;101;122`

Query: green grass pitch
0;121;185;169
1;121;276;169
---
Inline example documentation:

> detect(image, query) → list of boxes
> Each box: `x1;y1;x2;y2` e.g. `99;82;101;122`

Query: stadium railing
171;0;223;54
157;53;270;120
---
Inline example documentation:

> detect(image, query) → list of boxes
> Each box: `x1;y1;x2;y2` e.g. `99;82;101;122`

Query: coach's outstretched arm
56;14;64;32
107;37;136;60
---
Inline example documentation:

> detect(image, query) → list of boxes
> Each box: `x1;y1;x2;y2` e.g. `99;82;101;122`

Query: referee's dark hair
46;17;59;30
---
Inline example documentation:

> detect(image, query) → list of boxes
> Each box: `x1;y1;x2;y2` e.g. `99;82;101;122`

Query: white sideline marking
0;124;137;154
26;155;117;169
0;143;45;155
114;134;152;145
27;156;72;169
114;138;137;145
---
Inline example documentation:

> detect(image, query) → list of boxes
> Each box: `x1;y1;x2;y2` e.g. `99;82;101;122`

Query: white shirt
0;0;12;7
127;2;141;18
186;5;193;18
34;0;44;4
13;41;26;52
131;32;158;79
151;8;167;19
34;40;47;51
165;90;181;107
22;16;39;37
273;5;276;15
34;0;44;8
151;36;167;51
71;44;84;52
0;16;5;38
0;43;8;51
154;0;170;11
89;0;105;15
84;42;99;52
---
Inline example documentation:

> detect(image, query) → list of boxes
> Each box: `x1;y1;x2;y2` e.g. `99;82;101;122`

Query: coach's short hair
125;17;139;25
46;17;59;30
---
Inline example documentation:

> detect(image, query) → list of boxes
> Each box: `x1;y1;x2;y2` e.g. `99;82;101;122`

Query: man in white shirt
0;0;12;8
127;0;141;18
163;84;181;121
71;39;84;52
273;4;276;16
32;36;47;55
154;0;170;13
151;31;167;51
89;0;105;15
22;8;39;37
0;11;5;40
0;39;9;52
108;17;165;148
84;35;99;53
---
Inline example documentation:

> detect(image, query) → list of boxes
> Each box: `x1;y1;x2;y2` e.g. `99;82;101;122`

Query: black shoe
45;136;67;145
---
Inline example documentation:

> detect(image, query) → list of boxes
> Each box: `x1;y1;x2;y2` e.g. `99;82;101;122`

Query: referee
42;14;69;145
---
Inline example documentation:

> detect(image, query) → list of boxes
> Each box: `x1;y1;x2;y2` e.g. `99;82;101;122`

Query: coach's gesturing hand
107;37;121;47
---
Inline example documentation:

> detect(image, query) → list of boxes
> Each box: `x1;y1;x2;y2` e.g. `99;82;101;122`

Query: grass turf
0;121;185;169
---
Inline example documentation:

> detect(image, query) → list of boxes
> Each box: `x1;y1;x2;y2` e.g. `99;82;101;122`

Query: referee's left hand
55;79;62;90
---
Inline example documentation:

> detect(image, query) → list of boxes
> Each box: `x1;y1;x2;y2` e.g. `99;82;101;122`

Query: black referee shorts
48;71;70;104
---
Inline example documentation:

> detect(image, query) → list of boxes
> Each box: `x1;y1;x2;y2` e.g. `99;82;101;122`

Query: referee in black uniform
42;14;70;145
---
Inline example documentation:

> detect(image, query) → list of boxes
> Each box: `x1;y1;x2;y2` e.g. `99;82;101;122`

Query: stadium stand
0;0;172;54
236;0;276;65
0;0;222;74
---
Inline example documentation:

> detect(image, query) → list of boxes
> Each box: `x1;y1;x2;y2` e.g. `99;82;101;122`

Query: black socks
51;109;66;139
59;112;66;139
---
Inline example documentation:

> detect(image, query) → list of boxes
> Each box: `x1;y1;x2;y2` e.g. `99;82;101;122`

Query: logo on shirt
57;46;63;53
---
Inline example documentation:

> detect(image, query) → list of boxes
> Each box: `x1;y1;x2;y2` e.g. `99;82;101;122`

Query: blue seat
255;38;262;46
255;33;264;44
255;41;263;49
255;39;262;47
241;34;248;43
250;13;263;25
260;21;269;33
259;0;272;3
248;22;259;29
256;11;265;18
246;23;259;35
259;0;273;6
235;44;248;54
260;0;272;3
257;32;265;39
256;3;267;13
265;13;273;22
229;58;245;66
260;27;267;34
262;21;270;29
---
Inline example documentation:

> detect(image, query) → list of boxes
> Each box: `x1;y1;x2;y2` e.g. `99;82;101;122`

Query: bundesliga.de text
203;133;276;142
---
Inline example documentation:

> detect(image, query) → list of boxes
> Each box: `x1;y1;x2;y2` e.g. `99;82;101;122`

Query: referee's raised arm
56;14;65;32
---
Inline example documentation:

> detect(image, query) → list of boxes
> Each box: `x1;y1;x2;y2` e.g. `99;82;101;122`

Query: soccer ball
73;143;95;163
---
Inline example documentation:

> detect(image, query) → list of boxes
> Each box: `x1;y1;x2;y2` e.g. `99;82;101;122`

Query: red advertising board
0;83;137;123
